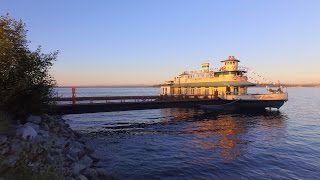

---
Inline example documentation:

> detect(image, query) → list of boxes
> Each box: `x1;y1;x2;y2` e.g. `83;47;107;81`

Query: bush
0;14;58;120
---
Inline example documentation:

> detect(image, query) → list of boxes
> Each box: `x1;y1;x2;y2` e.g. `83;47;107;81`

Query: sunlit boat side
159;56;288;110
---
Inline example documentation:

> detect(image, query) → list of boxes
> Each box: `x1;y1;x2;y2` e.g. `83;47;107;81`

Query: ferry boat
159;56;288;110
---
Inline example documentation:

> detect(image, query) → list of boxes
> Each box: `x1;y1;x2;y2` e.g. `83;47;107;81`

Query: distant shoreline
255;84;320;87
56;84;320;88
56;85;159;88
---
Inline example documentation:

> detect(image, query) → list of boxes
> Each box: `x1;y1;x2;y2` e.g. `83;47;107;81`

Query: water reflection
160;108;288;161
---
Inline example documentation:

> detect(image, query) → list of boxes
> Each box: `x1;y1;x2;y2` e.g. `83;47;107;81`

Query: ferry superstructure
160;56;288;110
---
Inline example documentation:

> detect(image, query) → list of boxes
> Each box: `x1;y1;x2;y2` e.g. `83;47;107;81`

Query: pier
51;95;221;115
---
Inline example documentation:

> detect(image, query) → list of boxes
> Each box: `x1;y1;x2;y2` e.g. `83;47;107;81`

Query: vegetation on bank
0;14;60;179
0;14;58;121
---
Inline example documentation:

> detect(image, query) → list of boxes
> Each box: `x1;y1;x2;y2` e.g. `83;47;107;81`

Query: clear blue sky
1;0;320;85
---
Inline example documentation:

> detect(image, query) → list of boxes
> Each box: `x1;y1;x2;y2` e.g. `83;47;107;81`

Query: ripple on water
64;87;320;179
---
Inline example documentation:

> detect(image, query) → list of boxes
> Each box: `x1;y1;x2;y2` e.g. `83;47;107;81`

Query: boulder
3;155;17;167
24;122;40;132
66;153;79;162
54;137;67;148
42;123;50;131
88;152;100;162
95;168;108;176
41;114;55;122
82;168;98;178
27;115;42;124
10;141;22;154
77;174;88;180
0;135;7;145
50;147;63;156
79;155;93;168
16;124;38;140
68;141;84;159
38;130;49;138
0;145;9;155
71;162;86;174
84;144;94;154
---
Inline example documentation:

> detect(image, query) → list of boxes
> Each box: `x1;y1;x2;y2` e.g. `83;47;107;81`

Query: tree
0;14;58;120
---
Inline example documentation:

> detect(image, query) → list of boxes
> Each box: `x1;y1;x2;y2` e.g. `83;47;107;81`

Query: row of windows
162;87;246;95
225;61;237;65
177;88;215;95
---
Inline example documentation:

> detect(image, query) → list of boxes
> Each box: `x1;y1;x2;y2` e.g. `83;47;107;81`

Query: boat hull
200;99;286;111
232;99;285;109
223;92;288;101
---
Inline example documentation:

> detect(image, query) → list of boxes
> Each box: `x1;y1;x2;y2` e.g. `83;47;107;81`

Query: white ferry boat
159;56;288;110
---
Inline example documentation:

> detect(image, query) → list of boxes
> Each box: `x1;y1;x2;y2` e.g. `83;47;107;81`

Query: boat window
234;87;238;95
205;88;209;95
197;88;201;95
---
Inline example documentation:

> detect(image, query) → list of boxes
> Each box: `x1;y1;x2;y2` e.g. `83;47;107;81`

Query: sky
1;0;320;86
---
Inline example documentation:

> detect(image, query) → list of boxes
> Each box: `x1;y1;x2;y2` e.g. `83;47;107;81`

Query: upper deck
168;56;254;87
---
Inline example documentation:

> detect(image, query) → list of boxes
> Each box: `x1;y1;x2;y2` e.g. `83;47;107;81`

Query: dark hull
233;100;285;109
201;100;286;111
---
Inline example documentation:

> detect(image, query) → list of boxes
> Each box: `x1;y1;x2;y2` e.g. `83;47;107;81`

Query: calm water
63;87;320;179
55;87;158;97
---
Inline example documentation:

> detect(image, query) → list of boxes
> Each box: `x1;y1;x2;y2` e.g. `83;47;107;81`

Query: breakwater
0;114;111;179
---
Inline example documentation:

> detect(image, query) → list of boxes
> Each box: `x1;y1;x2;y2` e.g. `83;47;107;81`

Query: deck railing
52;94;219;105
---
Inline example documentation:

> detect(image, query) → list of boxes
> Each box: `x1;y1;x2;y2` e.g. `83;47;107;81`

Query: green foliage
0;14;58;120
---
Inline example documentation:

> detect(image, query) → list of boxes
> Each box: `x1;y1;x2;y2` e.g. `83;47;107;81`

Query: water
63;87;320;179
55;87;158;97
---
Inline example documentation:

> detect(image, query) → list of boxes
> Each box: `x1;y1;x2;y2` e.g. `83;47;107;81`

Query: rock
4;155;17;167
68;141;84;159
24;122;40;132
0;135;7;145
71;162;86;175
10;141;22;154
66;153;79;162
95;168;108;176
47;154;55;163
0;145;9;155
27;115;42;124
84;144;94;154
88;152;100;162
38;130;49;138
16;124;38;140
54;137;67;147
51;147;63;156
77;174;88;180
82;168;98;178
42;123;50;131
79;155;93;168
42;114;55;122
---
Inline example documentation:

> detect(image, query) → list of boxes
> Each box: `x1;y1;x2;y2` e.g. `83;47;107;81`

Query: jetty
51;95;221;115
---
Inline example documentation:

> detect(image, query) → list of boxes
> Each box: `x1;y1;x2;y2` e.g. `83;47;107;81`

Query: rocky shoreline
0;114;112;180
